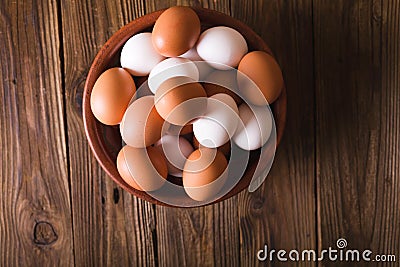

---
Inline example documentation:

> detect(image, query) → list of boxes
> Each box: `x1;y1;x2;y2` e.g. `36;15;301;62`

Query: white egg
148;57;199;94
155;135;194;177
233;104;273;150
193;93;239;148
196;26;248;70
120;32;165;76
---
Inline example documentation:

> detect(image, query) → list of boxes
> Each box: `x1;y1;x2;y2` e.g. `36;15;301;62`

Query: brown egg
154;76;207;126
193;136;231;157
203;70;243;105
152;6;201;57
117;145;168;191
90;68;136;125
120;96;165;147
237;51;283;105
183;148;228;201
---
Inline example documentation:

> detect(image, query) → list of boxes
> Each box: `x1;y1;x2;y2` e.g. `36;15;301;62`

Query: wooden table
1;0;399;266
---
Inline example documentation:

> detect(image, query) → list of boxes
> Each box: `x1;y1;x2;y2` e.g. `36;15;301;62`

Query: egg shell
117;145;167;191
120;32;165;76
196;26;248;70
193;135;231;157
155;135;194;177
183;148;228;201
152;6;201;57
148;57;199;94
90;68;136;125
120;95;164;147
237;51;283;105
203;69;243;105
233;103;273;150
154;76;207;126
193;93;239;148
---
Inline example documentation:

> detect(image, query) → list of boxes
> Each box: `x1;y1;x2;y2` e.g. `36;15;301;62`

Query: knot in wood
251;197;265;213
33;221;58;245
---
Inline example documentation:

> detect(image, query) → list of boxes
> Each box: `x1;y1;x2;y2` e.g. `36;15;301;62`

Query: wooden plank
156;198;239;267
232;0;316;266
315;0;400;265
0;0;74;266
146;1;240;266
60;1;157;266
378;1;400;263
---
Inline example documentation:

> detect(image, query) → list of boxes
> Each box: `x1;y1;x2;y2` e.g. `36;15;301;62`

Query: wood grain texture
0;0;74;266
1;0;399;266
60;0;156;266
315;0;400;265
233;0;316;266
155;198;239;267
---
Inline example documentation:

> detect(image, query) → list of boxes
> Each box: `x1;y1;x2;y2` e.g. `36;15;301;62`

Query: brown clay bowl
83;7;287;207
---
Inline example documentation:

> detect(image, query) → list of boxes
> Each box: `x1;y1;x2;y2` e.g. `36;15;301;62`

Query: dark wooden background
1;0;399;266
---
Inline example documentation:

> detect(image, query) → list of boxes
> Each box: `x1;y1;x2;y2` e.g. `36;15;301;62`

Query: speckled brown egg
117;145;168;191
182;148;228;201
90;68;136;125
154;76;207;126
237;51;283;105
152;6;201;57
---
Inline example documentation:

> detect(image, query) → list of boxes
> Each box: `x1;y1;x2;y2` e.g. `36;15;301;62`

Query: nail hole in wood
113;188;120;204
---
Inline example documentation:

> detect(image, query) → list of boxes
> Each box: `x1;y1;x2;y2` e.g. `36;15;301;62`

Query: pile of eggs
90;6;283;203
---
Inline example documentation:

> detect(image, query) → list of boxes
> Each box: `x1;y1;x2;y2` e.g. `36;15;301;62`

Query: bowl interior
83;7;287;207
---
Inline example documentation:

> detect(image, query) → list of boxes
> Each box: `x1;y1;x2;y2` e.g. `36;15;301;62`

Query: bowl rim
83;6;287;207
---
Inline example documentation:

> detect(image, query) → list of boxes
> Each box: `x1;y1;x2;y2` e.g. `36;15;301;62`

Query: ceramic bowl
83;7;287;207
